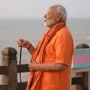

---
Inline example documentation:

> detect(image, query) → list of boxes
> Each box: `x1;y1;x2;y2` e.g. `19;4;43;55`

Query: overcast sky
0;0;90;19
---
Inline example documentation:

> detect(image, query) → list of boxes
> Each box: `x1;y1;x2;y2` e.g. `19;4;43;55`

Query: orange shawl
26;22;66;90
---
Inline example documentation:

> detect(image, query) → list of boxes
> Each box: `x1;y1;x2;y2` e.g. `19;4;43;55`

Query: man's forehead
46;7;56;13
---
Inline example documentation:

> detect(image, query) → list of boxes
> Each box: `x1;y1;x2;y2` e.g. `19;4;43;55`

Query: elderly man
17;4;74;90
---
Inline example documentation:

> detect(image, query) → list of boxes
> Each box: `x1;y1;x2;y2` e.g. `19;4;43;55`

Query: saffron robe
26;22;74;90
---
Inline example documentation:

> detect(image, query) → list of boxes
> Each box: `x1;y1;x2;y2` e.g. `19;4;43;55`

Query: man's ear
56;15;61;21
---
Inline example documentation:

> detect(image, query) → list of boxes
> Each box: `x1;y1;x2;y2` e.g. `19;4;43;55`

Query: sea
0;18;90;83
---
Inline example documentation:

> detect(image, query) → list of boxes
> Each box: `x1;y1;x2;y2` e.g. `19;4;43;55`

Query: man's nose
44;14;47;18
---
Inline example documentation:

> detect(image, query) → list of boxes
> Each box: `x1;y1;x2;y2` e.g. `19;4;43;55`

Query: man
17;4;74;90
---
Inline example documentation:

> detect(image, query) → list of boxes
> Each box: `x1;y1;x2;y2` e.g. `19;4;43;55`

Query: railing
0;47;89;90
0;47;29;90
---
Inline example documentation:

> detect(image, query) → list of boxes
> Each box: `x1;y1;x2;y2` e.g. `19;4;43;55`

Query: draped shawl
26;22;66;90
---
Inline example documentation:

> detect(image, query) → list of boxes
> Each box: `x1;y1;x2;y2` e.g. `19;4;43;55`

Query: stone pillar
2;47;17;90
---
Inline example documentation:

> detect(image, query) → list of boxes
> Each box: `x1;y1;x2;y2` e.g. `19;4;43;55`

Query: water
0;18;90;63
0;18;90;49
0;18;90;83
67;18;90;46
0;18;45;63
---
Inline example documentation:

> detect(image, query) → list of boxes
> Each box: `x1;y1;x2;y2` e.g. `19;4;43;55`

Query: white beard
44;18;56;28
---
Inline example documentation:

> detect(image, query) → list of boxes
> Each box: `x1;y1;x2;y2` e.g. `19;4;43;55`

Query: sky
0;0;90;19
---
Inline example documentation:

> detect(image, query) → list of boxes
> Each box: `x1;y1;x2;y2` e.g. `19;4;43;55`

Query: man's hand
29;61;38;72
17;39;32;49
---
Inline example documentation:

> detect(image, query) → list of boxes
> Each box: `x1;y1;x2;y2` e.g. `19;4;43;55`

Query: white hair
53;4;67;22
